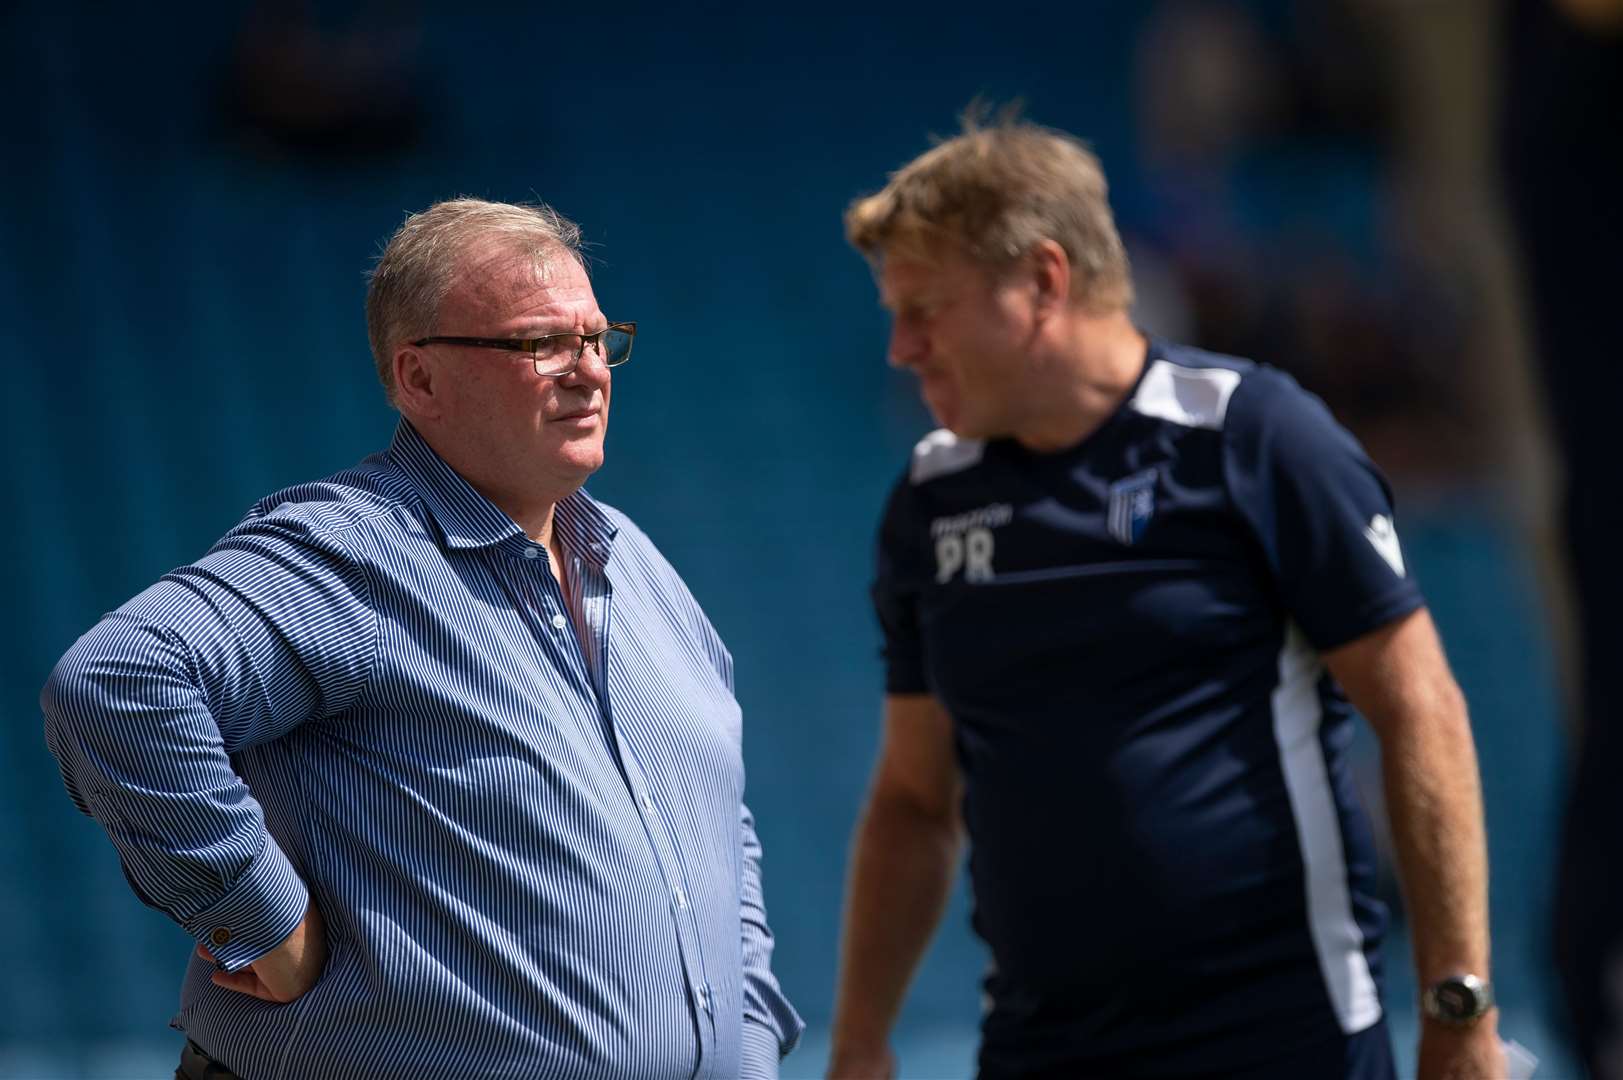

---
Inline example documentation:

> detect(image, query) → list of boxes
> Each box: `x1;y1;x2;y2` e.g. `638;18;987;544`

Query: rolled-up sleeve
41;511;377;969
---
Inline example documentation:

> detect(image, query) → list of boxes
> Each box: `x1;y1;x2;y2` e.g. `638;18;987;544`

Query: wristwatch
1421;973;1494;1024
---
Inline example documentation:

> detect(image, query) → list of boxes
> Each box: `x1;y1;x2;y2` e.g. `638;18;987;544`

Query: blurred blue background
0;1;1597;1077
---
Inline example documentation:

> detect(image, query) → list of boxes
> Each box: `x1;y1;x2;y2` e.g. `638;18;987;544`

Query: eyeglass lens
532;327;634;376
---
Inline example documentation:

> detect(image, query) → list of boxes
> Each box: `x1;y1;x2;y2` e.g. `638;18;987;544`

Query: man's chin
924;399;984;440
562;450;605;477
924;402;961;435
542;438;605;482
935;415;987;440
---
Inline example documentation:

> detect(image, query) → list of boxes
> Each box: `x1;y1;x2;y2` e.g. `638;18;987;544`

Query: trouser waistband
175;1038;244;1080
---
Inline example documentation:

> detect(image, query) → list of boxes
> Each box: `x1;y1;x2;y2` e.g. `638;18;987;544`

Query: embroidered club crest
1108;469;1158;545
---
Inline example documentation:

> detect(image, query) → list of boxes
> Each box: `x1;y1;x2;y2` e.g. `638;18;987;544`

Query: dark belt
175;1038;245;1080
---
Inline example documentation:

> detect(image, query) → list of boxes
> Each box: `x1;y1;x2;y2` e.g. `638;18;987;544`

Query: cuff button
210;927;231;947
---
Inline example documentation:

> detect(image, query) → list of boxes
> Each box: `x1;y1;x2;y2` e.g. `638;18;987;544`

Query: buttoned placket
515;539;718;1074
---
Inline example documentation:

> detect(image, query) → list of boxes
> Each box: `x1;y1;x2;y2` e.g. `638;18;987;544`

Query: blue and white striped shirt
42;420;803;1079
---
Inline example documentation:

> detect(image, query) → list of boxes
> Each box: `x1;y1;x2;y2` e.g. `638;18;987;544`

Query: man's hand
198;900;327;1004
826;1043;896;1080
1416;1016;1506;1080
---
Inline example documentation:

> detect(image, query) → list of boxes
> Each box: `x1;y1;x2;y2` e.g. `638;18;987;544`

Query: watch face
1437;983;1475;1017
1429;974;1490;1021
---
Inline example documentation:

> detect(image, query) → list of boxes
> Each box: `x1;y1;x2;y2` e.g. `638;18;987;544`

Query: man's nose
563;338;612;387
888;324;926;370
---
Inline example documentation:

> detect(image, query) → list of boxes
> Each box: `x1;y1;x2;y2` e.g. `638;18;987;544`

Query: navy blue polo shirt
873;340;1423;1073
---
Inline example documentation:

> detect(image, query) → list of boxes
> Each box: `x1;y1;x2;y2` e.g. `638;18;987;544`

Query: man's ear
393;345;442;422
1029;238;1072;321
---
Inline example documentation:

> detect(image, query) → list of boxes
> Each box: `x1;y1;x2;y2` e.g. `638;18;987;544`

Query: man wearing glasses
43;198;802;1079
828;119;1502;1079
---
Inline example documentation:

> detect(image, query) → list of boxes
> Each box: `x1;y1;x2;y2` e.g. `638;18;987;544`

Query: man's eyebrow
882;293;933;313
513;319;609;338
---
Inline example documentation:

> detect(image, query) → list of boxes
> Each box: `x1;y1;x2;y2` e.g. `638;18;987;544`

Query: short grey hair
366;198;585;402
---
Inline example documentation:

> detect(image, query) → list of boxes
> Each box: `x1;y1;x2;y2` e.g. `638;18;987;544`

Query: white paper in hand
1502;1037;1539;1080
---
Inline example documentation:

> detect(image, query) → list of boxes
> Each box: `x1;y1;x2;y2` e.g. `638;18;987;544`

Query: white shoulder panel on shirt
910;428;986;484
1128;359;1243;431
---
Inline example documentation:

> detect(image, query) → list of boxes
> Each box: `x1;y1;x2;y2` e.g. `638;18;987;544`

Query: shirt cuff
740;1018;784;1079
180;835;309;971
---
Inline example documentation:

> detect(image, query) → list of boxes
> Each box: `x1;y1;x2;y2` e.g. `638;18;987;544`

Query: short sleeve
1222;368;1425;651
871;473;930;694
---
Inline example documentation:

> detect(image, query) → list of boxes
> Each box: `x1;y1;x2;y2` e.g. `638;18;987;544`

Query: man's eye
533;335;580;357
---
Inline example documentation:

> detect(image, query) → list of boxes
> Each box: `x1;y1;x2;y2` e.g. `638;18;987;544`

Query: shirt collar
554;488;618;569
388;420;523;550
386;419;618;564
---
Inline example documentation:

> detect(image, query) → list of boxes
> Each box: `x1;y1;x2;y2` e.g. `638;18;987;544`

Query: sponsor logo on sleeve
1364;514;1406;577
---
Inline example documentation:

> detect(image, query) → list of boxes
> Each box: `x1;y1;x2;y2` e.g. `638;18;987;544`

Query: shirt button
523;547;540;559
209;927;231;947
641;793;655;812
696;985;711;1012
550;613;567;630
674;886;688;910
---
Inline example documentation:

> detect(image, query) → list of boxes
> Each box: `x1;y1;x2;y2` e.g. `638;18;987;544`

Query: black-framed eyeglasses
411;322;636;378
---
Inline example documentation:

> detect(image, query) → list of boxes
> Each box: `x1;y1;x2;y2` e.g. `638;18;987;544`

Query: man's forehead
451;240;594;315
463;239;581;288
878;246;975;305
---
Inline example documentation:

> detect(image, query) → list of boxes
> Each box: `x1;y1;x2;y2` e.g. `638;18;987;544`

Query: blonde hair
845;107;1133;313
366;198;584;402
